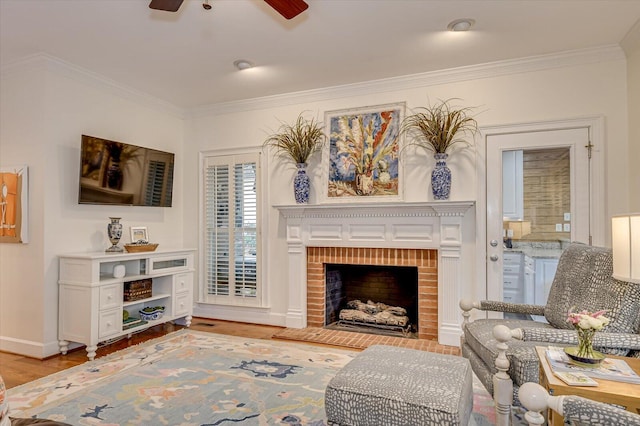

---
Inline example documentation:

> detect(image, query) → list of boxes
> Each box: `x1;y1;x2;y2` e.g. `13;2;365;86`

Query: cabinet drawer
503;253;522;266
150;255;191;274
99;308;121;339
174;292;192;316
503;289;523;304
503;275;520;289
99;284;121;310
175;273;193;294
503;264;521;275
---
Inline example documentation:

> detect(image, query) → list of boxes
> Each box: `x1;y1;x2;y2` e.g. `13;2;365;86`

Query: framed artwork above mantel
322;102;405;203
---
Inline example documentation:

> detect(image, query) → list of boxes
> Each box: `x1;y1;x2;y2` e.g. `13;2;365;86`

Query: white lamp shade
612;214;640;283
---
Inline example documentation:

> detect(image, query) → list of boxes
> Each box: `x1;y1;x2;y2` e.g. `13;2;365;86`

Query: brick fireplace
276;201;474;346
307;247;438;340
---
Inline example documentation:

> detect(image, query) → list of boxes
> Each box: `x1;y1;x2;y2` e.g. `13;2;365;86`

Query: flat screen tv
79;135;174;207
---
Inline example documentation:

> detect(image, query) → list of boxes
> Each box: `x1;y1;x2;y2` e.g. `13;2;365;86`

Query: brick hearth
306;247;438;340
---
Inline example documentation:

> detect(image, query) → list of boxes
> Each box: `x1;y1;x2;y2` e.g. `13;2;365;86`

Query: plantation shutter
142;151;174;207
144;160;166;206
203;152;260;305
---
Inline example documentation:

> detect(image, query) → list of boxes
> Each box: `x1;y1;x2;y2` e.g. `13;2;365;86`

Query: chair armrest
459;299;545;315
513;328;640;350
459;299;545;328
479;300;546;316
519;382;640;425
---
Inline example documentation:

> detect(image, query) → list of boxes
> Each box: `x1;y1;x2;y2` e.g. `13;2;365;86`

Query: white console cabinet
58;248;195;360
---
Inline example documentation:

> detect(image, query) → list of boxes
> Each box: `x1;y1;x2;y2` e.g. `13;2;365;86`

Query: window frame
199;148;265;308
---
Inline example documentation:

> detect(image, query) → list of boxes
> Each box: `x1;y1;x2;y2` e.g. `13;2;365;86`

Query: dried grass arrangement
263;113;326;164
400;98;478;154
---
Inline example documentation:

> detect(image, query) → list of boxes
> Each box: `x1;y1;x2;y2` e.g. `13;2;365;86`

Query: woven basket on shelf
124;243;159;253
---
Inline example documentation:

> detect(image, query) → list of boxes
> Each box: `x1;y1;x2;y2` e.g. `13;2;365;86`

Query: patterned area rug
8;330;499;425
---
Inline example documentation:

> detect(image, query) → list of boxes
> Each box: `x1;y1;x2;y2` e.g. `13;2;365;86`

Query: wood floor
0;318;286;389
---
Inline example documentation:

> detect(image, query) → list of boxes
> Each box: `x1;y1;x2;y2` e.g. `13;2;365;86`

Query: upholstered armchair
518;382;640;426
460;243;640;423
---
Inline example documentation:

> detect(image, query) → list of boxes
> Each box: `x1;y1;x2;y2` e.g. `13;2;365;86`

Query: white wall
187;48;630;327
628;47;640;212
0;56;186;357
0;64;47;349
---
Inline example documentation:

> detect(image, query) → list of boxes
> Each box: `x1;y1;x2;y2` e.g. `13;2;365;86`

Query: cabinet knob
490;254;499;262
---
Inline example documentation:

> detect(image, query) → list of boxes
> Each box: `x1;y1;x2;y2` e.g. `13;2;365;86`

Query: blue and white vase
431;153;451;200
106;217;124;252
293;163;310;204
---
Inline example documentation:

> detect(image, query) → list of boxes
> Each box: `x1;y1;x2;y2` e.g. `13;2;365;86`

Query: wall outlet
564;212;571;221
555;224;563;232
563;223;571;232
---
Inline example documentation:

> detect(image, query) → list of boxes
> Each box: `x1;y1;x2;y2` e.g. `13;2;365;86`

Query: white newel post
277;201;474;346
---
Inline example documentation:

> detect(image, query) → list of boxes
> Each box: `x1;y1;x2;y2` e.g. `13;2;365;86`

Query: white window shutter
203;152;260;305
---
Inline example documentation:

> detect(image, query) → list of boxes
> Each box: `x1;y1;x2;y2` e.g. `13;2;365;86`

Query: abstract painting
323;103;404;201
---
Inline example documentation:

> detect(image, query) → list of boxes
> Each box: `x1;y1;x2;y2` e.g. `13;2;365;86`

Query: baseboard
193;304;286;327
0;335;61;359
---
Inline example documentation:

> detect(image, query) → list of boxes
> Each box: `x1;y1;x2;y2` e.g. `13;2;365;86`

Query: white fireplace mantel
276;201;475;347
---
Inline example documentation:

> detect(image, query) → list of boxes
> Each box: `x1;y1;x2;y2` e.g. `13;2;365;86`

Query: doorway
479;118;605;314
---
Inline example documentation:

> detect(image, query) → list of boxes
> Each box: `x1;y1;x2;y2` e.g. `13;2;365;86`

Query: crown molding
621;18;640;56
1;53;187;119
191;45;626;118
1;45;626;120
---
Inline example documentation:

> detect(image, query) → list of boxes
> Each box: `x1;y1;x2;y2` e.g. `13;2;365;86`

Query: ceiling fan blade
149;0;184;12
264;0;309;20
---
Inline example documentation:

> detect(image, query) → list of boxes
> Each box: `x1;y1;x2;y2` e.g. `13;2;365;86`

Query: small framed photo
130;226;148;243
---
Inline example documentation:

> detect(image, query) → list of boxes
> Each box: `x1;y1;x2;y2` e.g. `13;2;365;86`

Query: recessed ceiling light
447;18;475;32
233;59;254;70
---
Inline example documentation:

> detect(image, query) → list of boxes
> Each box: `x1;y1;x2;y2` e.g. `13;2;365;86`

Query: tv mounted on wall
79;135;175;207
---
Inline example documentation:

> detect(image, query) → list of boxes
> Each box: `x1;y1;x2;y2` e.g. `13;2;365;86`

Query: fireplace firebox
325;264;418;337
307;246;438;341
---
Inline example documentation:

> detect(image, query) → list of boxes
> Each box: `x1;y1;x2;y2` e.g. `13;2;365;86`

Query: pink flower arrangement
567;308;610;359
566;308;610;331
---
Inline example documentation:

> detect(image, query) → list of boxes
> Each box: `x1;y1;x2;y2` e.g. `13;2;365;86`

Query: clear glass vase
576;327;597;358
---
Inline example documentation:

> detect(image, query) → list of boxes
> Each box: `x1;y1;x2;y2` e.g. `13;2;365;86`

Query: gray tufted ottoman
325;345;473;426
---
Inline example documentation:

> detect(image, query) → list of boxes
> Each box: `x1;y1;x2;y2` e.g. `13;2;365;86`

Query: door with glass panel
486;128;591;317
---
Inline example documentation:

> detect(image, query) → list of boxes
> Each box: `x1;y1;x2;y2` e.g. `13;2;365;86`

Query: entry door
486;128;591;309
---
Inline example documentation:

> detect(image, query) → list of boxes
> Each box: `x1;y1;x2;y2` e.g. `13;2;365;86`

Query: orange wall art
0;166;28;243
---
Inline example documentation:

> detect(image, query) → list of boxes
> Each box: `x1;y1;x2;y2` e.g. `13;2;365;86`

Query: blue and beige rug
7;330;499;425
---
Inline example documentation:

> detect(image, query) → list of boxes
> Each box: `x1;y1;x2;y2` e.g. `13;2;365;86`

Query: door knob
490;239;499;247
490;254;499;262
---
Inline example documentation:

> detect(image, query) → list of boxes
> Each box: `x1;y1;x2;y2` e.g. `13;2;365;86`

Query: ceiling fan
149;0;308;20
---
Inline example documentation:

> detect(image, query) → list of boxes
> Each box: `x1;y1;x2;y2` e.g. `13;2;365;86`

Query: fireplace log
340;299;409;327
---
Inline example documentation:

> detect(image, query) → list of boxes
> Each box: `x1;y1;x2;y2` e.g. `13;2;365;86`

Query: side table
536;346;640;426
